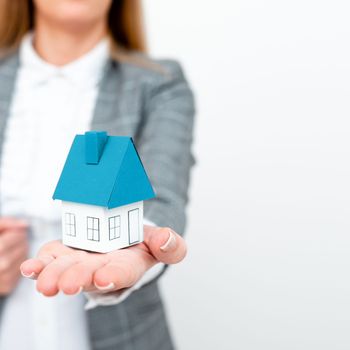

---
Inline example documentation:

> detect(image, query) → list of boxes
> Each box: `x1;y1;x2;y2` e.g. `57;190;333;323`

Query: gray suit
0;51;195;349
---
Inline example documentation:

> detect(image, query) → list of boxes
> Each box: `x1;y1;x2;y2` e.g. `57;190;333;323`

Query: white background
145;1;350;349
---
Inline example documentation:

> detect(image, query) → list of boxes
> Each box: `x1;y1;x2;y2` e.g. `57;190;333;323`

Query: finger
143;226;187;264
92;251;145;292
20;240;71;279
0;229;27;255
20;256;55;279
93;263;138;291
0;217;28;232
36;255;79;296
0;241;28;274
58;255;109;295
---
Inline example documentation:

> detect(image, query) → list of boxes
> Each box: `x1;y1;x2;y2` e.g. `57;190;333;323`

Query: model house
53;131;155;253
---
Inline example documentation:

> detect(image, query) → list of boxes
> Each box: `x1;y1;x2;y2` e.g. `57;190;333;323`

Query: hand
0;218;28;295
20;225;186;296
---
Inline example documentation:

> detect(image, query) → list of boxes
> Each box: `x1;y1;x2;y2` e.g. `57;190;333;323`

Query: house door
128;208;140;244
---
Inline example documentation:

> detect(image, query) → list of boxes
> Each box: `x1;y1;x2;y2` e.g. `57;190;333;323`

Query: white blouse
0;34;161;350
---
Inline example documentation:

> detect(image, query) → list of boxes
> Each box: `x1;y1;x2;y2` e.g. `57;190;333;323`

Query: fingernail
95;282;115;291
160;230;176;252
21;271;37;279
72;286;83;295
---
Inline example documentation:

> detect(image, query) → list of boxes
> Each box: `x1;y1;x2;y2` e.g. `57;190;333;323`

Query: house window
109;216;121;240
65;213;76;236
87;217;100;241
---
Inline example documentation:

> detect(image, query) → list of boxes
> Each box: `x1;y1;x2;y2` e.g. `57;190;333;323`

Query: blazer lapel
0;52;19;152
0;51;19;315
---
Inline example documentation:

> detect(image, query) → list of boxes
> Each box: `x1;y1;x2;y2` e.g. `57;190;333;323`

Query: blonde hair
0;0;147;55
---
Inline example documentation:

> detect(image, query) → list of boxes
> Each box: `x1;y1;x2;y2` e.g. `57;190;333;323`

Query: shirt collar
19;33;110;89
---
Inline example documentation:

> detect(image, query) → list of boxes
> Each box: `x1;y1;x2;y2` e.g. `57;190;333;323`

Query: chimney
85;131;108;164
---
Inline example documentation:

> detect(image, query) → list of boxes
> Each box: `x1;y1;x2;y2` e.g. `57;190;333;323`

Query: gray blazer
0;51;195;350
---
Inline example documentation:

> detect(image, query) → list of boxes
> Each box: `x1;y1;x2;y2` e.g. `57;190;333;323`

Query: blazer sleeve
136;60;195;236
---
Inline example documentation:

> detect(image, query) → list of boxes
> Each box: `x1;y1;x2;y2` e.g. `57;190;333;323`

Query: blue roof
53;132;155;208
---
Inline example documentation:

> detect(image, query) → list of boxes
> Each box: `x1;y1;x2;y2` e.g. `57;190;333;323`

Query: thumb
143;225;187;264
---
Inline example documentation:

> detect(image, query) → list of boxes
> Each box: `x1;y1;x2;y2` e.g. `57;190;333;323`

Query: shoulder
113;52;189;87
111;53;195;108
111;52;195;113
0;49;19;76
0;46;19;63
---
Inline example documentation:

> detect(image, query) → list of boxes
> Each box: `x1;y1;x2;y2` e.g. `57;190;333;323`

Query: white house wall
61;201;144;253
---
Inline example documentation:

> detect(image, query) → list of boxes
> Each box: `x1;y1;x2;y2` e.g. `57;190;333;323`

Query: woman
0;1;194;349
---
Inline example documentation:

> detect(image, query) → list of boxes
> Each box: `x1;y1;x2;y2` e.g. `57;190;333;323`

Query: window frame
65;213;76;237
108;215;121;240
87;216;100;241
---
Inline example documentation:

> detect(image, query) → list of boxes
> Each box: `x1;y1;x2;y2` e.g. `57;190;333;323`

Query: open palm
20;225;186;296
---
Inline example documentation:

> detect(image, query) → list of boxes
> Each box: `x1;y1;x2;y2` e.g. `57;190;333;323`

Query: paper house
53;131;155;253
